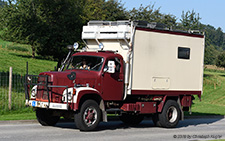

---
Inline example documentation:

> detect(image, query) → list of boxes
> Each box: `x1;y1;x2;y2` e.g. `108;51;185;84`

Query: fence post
8;67;12;110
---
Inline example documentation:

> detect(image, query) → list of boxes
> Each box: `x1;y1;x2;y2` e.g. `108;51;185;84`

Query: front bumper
26;100;68;110
25;74;71;111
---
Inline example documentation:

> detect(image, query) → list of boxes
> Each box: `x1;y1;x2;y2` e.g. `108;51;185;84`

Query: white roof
82;21;132;40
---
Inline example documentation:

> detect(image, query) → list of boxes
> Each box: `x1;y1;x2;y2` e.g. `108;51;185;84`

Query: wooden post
8;67;12;110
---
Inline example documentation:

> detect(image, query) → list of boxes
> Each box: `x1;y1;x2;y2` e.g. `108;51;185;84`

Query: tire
119;113;144;126
152;114;161;127
156;100;181;128
36;108;60;126
74;100;101;131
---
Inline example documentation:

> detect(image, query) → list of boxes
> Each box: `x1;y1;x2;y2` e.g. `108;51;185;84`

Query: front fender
73;87;102;110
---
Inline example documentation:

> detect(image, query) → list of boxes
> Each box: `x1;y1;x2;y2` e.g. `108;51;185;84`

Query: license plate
32;101;37;107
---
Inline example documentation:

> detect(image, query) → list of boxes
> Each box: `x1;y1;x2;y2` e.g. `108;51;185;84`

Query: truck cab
64;51;124;101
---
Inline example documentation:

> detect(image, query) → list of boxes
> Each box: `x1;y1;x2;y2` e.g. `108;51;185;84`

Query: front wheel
153;100;181;128
36;108;60;126
74;100;101;131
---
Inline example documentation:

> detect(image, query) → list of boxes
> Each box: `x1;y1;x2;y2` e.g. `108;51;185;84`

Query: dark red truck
25;21;205;131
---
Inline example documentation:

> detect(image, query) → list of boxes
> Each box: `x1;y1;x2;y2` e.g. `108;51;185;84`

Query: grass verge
187;69;225;116
0;107;36;120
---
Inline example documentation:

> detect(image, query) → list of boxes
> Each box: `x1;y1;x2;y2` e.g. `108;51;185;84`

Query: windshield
67;56;104;71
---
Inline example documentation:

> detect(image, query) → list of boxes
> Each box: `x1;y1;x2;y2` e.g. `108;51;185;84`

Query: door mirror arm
102;67;108;76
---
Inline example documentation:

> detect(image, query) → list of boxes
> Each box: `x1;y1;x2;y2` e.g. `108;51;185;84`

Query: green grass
189;69;225;116
0;107;36;120
0;40;57;75
7;45;29;52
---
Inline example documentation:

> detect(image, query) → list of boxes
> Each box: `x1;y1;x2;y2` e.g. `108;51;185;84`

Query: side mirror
106;61;115;73
73;42;79;50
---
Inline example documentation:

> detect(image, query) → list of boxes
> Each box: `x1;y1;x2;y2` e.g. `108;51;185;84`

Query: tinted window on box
178;47;190;59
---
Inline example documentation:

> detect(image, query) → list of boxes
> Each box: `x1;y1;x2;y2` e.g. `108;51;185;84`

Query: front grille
37;75;51;100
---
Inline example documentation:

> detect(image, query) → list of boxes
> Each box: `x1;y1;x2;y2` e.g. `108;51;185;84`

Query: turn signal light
73;88;76;95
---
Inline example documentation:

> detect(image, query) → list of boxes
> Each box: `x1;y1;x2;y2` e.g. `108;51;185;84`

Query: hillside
0;39;57;74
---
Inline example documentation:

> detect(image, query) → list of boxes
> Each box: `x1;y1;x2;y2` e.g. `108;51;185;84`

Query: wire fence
0;71;26;113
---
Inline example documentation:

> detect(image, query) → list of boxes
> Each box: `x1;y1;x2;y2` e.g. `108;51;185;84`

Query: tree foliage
129;4;161;22
81;0;127;22
80;0;105;21
102;0;127;21
180;10;201;30
0;0;6;7
0;0;83;62
128;4;177;28
34;0;83;62
216;52;225;68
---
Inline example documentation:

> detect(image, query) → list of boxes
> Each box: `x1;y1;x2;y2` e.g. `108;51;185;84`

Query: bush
216;52;225;69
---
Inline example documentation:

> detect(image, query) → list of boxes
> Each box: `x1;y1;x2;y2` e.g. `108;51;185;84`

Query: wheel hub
83;107;97;126
167;106;178;123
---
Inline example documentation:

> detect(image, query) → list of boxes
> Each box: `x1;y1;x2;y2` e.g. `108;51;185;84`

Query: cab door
101;57;124;101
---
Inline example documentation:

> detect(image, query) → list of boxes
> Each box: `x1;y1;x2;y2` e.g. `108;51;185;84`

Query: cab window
67;56;104;71
104;57;121;73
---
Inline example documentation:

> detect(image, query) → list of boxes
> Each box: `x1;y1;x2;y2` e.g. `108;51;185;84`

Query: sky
121;0;224;32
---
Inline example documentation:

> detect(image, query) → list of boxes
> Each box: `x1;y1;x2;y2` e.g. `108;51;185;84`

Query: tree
34;0;83;64
204;43;220;65
0;0;40;58
0;0;83;62
160;14;177;29
216;52;225;69
102;0;128;21
214;27;224;47
80;0;105;22
0;0;5;7
81;0;127;22
128;4;177;28
180;10;201;30
129;4;162;23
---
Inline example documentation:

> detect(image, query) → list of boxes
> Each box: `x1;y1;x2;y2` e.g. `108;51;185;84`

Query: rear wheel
119;113;144;126
152;114;161;127
36;108;60;126
153;100;181;128
74;100;101;131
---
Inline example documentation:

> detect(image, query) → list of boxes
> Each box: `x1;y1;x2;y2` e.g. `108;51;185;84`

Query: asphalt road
0;117;225;141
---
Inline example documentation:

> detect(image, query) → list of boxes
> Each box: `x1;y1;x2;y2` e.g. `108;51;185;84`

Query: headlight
62;87;75;102
68;92;72;101
31;85;37;98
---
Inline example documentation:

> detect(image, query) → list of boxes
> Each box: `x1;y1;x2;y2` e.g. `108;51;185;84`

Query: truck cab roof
73;51;123;59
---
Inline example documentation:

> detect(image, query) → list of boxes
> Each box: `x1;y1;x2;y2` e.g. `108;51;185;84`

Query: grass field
0;107;35;120
190;69;225;116
0;39;57;74
0;39;225;120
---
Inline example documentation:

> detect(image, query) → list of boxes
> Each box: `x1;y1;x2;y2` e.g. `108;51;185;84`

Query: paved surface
0;117;225;141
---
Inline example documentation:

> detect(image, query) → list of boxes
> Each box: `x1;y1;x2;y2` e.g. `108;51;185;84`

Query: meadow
190;69;225;115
